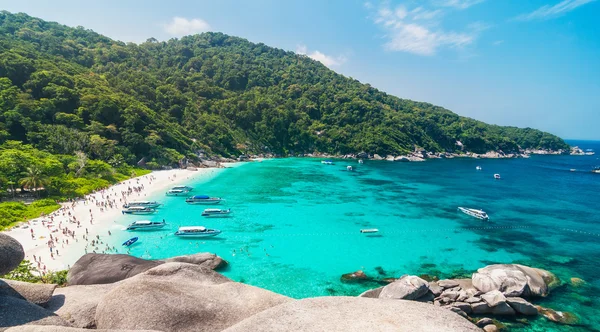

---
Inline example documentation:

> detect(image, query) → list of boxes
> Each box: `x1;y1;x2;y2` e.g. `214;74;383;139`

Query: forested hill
0;11;568;165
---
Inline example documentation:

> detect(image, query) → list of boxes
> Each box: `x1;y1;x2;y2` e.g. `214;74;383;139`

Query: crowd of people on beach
24;175;157;275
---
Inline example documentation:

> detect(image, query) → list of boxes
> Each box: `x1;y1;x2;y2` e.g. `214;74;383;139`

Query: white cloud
296;45;347;67
384;23;472;55
164;17;211;36
437;0;485;9
364;1;374;9
492;40;504;45
370;2;487;56
514;0;596;21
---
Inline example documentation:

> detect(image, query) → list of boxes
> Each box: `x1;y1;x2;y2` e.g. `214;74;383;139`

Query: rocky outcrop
95;263;291;332
68;252;227;285
506;297;537;316
163;253;227;270
0;234;24;275
0;296;70;330
471;264;558;297
46;283;120;328
0;279;57;307
378;276;429;300
222;297;481;332
5;326;161;332
340;270;370;283
535;306;579;325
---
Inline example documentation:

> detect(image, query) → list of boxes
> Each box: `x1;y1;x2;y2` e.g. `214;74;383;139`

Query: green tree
19;166;48;197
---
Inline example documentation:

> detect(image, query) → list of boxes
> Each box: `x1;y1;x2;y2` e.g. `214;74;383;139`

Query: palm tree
19;166;48;198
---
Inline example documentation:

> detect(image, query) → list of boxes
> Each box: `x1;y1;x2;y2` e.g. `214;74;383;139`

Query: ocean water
110;140;600;331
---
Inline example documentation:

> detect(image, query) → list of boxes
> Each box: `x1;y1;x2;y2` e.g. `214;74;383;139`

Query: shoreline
2;166;233;272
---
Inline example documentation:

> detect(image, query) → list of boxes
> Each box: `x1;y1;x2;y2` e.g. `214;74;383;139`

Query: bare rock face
358;286;384;298
5;326;161;332
472;264;558;297
535;306;580;325
0;296;70;330
341;270;370;283
46;283;120;328
67;252;227;285
67;254;162;286
0;234;24;275
378;276;429;300
0;279;57;307
438;279;460;289
95;263;291;332
163;253;227;270
506;297;538;316
222;297;481;332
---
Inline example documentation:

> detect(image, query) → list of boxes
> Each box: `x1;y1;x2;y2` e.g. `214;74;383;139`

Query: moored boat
126;220;166;230
592;167;600;174
458;207;489;220
172;185;194;192
174;226;221;238
201;208;232;217
123;201;162;209
166;189;188;196
185;195;223;205
494;174;501;179
122;206;157;215
321;160;334;165
347;166;354;171
476;166;482;170
358;159;364;164
122;237;138;247
360;228;379;233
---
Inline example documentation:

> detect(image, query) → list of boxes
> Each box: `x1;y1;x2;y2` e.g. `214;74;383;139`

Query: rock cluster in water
0;235;480;332
356;263;580;329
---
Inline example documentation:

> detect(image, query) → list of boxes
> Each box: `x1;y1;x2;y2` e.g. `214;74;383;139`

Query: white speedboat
123;201;162;209
186;195;223;205
126;220;166;230
321;160;334;165
592;167;600;174
201;208;232;217
360;228;379;233
358;159;364;164
172;185;193;192
494;174;501;179
458;207;489;221
122;206;157;215
166;189;188;196
476;166;482;170
347;166;354;171
174;226;221;238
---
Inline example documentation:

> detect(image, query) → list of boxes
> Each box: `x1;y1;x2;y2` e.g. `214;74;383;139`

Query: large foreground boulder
472;264;557;297
378;275;429;300
0;234;24;275
95;263;291;332
67;254;162;285
163;253;226;270
5;326;160;332
0;296;70;331
0;279;57;307
68;252;227;285
46;283;120;328
222;297;481;332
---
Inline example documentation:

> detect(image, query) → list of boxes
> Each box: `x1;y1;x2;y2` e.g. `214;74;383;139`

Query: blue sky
2;0;599;139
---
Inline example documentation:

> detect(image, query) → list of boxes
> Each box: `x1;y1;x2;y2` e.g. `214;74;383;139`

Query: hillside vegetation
0;11;568;164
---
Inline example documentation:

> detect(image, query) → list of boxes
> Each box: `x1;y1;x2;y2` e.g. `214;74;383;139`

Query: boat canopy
179;226;207;231
133;220;152;225
203;209;222;213
192;195;210;199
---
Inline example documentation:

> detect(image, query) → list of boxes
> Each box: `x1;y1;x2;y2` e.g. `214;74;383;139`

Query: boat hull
126;225;166;231
122;211;156;215
166;192;188;197
186;200;222;205
174;232;220;238
201;214;231;218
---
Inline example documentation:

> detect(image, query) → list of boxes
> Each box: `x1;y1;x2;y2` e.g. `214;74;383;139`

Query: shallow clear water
110;140;600;331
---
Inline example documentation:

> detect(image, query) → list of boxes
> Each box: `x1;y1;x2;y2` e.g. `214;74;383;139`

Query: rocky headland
0;233;584;331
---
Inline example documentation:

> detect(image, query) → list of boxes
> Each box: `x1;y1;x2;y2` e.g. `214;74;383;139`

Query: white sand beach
2;167;229;272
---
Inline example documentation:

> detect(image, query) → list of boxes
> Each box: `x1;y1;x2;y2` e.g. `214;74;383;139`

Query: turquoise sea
111;140;600;331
